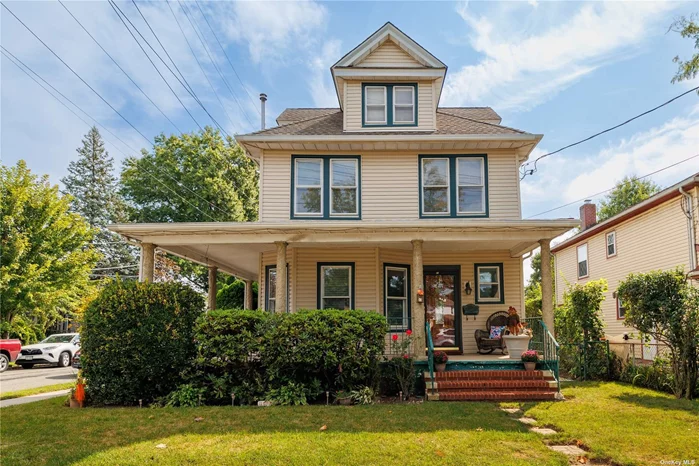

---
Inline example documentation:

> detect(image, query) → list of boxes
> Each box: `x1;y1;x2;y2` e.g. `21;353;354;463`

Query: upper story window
291;156;361;220
419;155;488;218
577;243;589;279
606;231;616;257
362;83;417;127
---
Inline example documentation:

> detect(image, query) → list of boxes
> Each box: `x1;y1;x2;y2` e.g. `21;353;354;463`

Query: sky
2;0;699;281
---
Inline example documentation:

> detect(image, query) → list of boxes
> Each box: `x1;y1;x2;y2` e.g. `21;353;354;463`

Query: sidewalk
0;389;70;408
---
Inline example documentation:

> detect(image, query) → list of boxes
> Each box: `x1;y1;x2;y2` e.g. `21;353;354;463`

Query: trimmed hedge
81;280;204;405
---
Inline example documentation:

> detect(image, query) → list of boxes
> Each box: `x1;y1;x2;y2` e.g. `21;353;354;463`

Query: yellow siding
260;151;522;222
355;40;422;68
260;247;523;354
344;81;435;131
554;197;692;337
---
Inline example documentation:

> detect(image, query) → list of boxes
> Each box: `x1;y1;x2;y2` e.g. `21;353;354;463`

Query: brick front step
427;390;558;401
434;380;558;391
427;370;555;381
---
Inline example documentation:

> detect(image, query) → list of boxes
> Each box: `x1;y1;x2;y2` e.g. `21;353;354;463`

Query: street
0;366;77;394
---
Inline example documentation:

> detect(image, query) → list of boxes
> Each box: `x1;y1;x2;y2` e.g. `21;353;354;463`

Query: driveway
0;367;77;394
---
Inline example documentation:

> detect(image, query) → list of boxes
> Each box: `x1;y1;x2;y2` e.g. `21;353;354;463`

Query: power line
520;85;699;180
526;152;699;218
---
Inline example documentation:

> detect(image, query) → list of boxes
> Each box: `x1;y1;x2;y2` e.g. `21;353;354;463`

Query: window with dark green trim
384;263;411;331
362;83;417;127
474;263;504;304
418;154;488;218
291;156;361;220
317;262;355;310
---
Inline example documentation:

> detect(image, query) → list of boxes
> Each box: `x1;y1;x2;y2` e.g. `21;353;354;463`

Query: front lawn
0;382;75;400
1;382;696;466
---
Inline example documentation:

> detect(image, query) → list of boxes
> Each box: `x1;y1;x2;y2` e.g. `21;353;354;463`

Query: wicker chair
474;311;510;354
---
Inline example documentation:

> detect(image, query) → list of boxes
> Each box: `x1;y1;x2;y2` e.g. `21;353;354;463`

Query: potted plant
336;389;352;406
521;350;539;371
502;307;532;359
433;350;448;372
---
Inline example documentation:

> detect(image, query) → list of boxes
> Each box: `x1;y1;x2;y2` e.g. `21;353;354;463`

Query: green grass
0;382;75;401
1;382;696;466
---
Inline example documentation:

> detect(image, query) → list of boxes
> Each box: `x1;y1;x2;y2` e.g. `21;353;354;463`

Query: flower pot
503;335;532;360
523;362;537;371
435;362;447;372
337;397;352;406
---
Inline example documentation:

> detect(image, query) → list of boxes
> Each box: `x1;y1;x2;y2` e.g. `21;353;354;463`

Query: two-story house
110;22;577;358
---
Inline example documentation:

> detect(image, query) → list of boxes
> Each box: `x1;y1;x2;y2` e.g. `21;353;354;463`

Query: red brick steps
425;369;559;401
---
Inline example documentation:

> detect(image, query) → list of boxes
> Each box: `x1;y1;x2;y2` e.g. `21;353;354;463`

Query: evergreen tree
62;127;137;278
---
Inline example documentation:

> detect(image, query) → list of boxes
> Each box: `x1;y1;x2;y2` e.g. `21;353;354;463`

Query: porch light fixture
464;281;472;295
417;287;424;304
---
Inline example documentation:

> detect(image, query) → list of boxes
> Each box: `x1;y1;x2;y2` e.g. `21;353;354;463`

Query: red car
0;339;22;372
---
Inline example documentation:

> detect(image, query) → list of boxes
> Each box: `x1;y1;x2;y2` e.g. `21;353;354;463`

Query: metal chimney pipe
259;93;267;130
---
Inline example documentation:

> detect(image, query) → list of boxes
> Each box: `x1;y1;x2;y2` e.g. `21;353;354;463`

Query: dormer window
362;83;417;127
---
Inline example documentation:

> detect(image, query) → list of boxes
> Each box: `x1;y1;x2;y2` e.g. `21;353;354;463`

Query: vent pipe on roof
259;93;267;130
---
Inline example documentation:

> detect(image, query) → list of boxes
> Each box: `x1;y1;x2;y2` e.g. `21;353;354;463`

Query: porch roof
109;219;578;280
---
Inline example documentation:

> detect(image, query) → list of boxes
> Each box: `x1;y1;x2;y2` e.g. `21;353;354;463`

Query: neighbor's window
385;265;409;330
319;264;353;310
577;244;589;278
330;159;358;215
364;86;387;124
421;158;450;214
457;157;485;214
617;295;626;319
294;159;322;216
606;231;616;257
475;264;503;304
393;86;415;124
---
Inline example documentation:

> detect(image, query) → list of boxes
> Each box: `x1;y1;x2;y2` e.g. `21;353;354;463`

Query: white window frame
364;86;387;125
616;295;626;320
266;267;277;312
392;86;415;124
577;243;589;279
294;158;323;217
385;266;409;330
456;157;486;214
421;157;450;216
320;265;353;310
476;265;502;303
606;231;617;258
330;159;358;216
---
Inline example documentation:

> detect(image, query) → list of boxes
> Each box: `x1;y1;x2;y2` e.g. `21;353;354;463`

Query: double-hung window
318;263;354;310
577;244;589;279
365;87;387;124
363;83;417;127
265;265;288;312
606;231;616;257
393;86;415;124
475;263;504;304
385;265;410;331
617;295;627;319
292;156;360;219
419;155;488;217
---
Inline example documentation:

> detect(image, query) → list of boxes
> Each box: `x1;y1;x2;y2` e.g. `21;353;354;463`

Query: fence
608;341;670;364
384;317;414;356
559;340;611;380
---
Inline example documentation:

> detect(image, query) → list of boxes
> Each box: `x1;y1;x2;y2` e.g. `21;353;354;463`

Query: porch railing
525;316;560;392
426;320;435;396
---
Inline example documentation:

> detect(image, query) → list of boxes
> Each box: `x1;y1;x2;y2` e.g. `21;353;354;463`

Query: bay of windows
419;155;488;218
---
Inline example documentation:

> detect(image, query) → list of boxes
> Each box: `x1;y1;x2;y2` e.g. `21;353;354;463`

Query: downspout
679;186;697;271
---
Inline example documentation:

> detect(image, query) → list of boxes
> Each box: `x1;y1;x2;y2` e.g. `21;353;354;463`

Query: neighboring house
552;173;699;339
110;22;577;357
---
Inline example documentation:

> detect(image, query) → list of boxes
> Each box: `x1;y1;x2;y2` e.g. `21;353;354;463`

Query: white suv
15;333;80;369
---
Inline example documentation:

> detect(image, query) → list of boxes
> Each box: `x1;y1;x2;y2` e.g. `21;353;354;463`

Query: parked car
72;349;81;369
15;333;79;369
0;339;22;372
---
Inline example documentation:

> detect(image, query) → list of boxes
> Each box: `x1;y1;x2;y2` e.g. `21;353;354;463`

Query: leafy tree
217;279;258;309
525;251;554;316
618;269;698;399
121;128;258;289
597;176;661;222
62;127;136;278
0;161;99;340
670;13;699;89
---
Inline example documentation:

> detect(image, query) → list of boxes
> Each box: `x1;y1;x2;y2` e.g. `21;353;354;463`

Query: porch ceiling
110;219;578;280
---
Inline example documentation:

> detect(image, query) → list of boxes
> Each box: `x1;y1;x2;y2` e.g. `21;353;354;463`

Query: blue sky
2;0;698;229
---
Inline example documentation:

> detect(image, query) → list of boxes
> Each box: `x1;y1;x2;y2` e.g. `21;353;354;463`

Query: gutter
679;186;697;272
236;133;543;143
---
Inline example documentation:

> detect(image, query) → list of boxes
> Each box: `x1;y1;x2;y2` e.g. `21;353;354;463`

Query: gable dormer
331;22;446;132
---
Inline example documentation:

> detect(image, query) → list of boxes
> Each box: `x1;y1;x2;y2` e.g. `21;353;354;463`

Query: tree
217;279;258;310
597;176;661;222
121;128;258;289
0;161;99;340
670;14;699;89
525;251;554;316
618;269;698;399
62;127;136;278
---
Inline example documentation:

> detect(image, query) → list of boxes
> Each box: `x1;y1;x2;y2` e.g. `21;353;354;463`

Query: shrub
265;380;321;406
164;384;206;407
217;280;258;310
350;386;375;405
81;280;203;405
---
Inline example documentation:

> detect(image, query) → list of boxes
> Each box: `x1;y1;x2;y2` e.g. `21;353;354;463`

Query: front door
424;266;461;353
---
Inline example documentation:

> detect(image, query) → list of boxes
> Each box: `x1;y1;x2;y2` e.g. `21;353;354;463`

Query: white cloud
443;1;678;111
309;39;342;108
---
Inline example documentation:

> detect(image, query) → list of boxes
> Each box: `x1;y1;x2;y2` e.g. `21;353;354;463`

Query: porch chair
474;311;510;354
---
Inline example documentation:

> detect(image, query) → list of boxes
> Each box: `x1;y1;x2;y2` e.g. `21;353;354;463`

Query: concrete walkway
0;389;70;408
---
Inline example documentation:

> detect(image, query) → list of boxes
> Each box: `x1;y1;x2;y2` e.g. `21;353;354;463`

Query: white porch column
411;239;425;357
207;266;217;311
275;242;288;314
539;239;554;334
139;243;155;283
244;279;254;310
